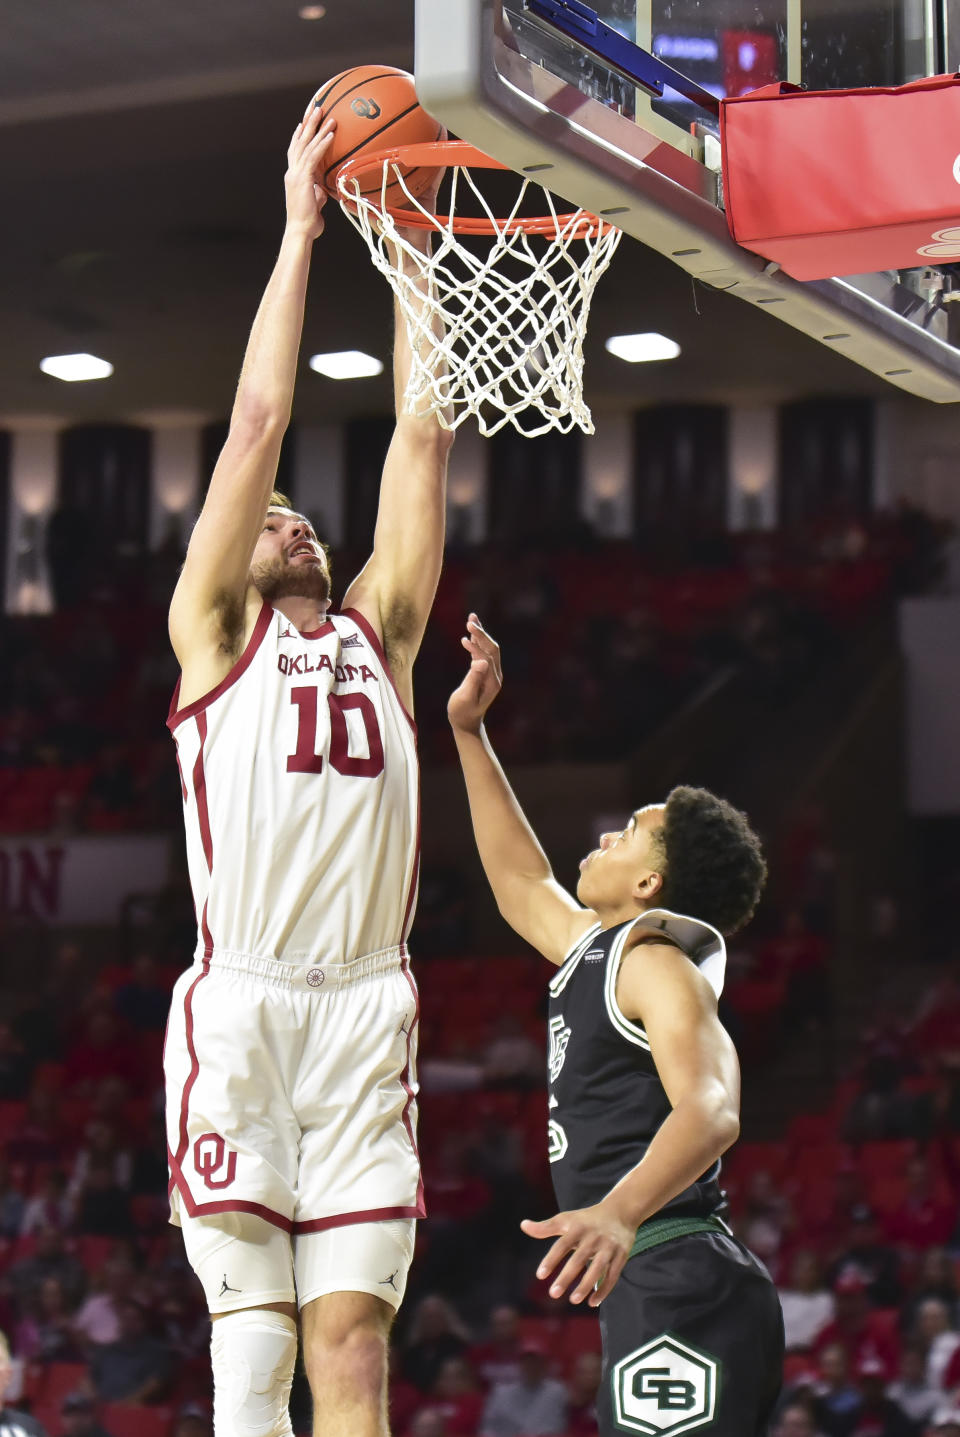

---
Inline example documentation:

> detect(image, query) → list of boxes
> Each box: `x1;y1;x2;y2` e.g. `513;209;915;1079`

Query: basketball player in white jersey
162;97;452;1437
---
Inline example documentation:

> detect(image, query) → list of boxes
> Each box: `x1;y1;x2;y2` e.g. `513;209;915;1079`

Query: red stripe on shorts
399;953;425;1216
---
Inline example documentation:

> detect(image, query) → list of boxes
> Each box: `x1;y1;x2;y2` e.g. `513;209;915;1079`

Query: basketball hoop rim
336;139;612;237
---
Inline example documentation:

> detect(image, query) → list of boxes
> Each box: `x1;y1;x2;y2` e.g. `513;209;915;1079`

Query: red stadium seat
787;1112;837;1148
72;1235;116;1273
31;1363;90;1411
100;1404;174;1437
557;1318;603;1369
31;1404;63;1436
783;1353;817;1384
857;1141;917;1180
0;1100;27;1142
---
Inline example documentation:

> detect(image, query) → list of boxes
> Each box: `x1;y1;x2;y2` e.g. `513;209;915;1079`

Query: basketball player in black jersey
448;614;784;1436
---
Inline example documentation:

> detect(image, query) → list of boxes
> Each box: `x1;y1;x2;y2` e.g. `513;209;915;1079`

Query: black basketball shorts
597;1229;785;1437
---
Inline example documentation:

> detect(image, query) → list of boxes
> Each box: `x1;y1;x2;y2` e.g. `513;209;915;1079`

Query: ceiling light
605;332;681;363
39;352;114;382
308;350;383;380
298;4;326;18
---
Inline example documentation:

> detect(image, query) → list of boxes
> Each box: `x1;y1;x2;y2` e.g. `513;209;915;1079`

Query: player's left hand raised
522;1202;634;1307
447;613;503;736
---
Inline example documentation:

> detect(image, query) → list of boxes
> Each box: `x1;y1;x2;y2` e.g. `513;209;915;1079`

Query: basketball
314;64;444;209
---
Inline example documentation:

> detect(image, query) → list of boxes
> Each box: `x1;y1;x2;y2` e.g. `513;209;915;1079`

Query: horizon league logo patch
613;1335;719;1435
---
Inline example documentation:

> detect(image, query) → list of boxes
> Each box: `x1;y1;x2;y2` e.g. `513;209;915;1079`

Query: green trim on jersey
629;1213;729;1259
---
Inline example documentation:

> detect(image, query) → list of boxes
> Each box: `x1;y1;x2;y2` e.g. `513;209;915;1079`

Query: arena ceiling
0;0;889;429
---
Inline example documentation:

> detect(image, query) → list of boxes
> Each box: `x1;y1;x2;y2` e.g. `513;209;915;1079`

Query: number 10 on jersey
287;687;385;778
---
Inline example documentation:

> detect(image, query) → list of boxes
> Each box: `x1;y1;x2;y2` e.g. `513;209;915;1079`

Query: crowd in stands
0;910;957;1436
0;501;946;834
0;503;955;1436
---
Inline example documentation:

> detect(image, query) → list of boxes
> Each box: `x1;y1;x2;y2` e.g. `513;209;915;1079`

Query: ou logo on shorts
612;1334;718;1435
194;1132;238;1190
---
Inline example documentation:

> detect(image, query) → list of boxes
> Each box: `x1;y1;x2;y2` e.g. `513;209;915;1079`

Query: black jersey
546;908;729;1219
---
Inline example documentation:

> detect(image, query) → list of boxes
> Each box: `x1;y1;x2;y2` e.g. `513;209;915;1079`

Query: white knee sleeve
210;1309;298;1437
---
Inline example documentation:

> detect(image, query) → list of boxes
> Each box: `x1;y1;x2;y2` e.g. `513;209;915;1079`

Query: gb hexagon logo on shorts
613;1334;718;1435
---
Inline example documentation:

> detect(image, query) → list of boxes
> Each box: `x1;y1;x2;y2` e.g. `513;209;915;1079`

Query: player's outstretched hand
447;613;503;736
521;1202;634;1307
285;94;337;241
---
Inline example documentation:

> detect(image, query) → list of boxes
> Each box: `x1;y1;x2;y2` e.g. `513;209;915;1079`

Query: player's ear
633;868;663;902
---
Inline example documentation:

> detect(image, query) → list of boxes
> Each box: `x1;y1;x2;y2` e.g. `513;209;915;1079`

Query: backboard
415;0;960;402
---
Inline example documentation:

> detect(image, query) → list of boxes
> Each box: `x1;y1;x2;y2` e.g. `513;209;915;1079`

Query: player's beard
250;555;332;605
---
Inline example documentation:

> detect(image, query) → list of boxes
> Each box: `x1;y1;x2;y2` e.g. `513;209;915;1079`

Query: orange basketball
314;64;444;209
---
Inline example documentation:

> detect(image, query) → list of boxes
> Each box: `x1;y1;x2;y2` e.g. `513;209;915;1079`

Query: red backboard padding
721;74;960;280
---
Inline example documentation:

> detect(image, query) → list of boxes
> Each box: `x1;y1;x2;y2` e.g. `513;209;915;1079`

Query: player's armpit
499;874;598;968
341;422;453;672
169;425;285;666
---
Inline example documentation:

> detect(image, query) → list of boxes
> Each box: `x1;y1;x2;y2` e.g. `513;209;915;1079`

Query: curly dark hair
653;785;767;936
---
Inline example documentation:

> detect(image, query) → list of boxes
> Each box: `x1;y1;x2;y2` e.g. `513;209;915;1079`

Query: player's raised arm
169;99;336;687
342;210;454;710
447;614;596;965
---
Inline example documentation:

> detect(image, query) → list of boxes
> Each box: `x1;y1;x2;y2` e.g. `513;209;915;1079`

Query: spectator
469;1306;523;1389
887;1343;941;1435
566;1350;601;1435
906;1251;959;1330
13;1276;84;1363
63;1012;142;1097
73;1255;137;1347
813;1270;899;1375
389;1348;423;1437
886;1159;955;1253
6;1091;68;1169
0;1164;24;1240
915;1299;960;1392
780;1251;836;1352
7;1227;87;1312
851;1353;912;1436
828;1211;903;1309
0;1328;49;1437
170;1402;212;1437
114;954;169;1033
88;1299;171;1404
430;1355;484;1435
482;1016;542;1089
775;1404;827;1437
151;1270;210;1363
762;908;830;1031
73;1162;133;1237
20;1171;74;1237
479;1338;568;1437
740;1169;792;1266
0;1023;32;1100
810;1342;863;1437
404;1297;470;1393
60;1392;116;1437
407;1412;449;1437
928;1407;960;1436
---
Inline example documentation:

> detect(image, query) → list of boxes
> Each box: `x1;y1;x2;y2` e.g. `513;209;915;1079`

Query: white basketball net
338;160;623;438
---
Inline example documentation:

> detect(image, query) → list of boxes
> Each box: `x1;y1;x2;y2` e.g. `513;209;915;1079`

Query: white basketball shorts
163;946;423;1307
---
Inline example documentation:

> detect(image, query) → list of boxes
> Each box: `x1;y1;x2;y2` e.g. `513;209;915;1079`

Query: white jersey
168;602;419;967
